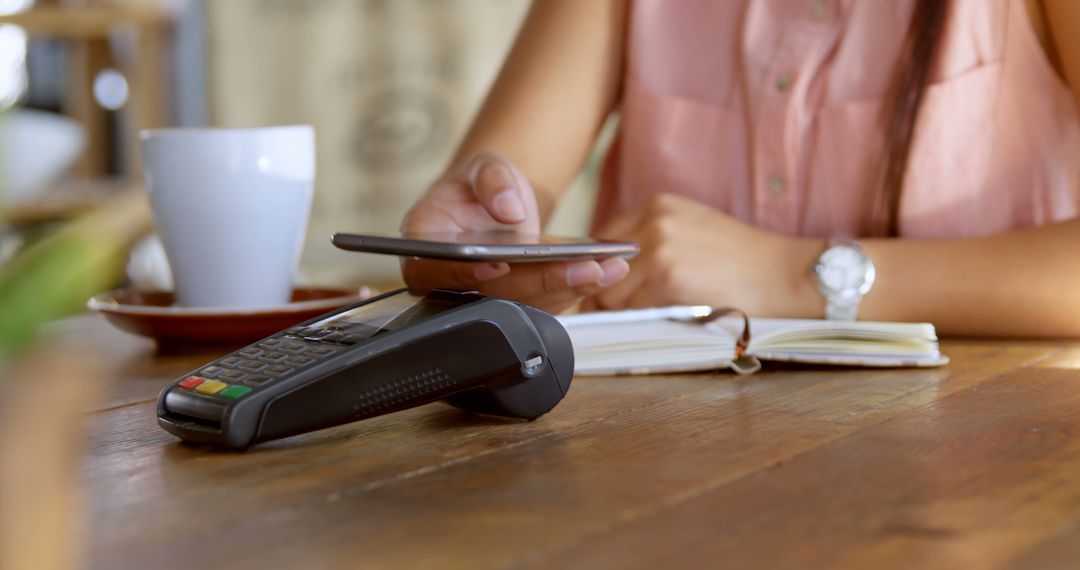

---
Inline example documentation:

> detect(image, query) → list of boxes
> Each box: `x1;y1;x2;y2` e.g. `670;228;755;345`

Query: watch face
817;245;872;294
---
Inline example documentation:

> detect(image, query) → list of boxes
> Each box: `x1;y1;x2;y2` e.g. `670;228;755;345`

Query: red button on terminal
178;376;205;390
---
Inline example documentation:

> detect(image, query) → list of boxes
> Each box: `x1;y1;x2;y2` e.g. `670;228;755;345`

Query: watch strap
825;296;860;321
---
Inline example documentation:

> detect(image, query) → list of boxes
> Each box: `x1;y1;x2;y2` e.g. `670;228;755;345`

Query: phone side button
524;247;549;256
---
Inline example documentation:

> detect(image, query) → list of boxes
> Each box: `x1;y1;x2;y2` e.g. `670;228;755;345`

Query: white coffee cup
140;125;315;308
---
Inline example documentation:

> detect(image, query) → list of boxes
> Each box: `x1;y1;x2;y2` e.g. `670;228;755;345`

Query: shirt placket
753;1;838;234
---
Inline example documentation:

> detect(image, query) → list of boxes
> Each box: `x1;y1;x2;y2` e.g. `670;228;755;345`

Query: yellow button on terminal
194;380;228;395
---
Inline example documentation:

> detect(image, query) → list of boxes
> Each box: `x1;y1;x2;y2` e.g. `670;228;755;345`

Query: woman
401;0;1080;337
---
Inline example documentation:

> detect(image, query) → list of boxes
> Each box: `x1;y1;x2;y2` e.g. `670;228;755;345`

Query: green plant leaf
0;193;150;367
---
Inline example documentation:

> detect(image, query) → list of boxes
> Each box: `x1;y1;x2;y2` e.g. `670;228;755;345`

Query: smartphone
330;231;639;262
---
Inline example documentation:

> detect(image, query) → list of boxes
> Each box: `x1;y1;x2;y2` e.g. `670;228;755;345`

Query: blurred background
0;0;607;289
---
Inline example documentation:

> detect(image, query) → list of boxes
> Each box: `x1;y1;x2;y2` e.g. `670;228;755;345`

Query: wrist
779;236;826;318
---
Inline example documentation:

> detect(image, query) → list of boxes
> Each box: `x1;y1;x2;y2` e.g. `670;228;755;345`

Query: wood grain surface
61;315;1080;569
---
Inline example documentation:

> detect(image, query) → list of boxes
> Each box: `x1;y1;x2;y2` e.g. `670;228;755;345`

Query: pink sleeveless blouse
595;0;1080;238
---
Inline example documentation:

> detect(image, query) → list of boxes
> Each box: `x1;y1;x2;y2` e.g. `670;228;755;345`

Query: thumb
463;152;534;226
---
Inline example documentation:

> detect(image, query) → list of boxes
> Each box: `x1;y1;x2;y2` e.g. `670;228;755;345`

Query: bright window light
93;68;129;110
0;0;34;16
0;24;28;110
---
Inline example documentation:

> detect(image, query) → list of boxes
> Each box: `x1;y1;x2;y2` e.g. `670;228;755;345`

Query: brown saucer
87;287;373;345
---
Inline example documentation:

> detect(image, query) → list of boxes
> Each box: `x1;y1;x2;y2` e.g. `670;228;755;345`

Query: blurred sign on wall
206;0;532;285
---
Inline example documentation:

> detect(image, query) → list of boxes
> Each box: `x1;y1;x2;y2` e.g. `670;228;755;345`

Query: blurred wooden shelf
0;6;165;39
1;5;171;179
4;178;141;227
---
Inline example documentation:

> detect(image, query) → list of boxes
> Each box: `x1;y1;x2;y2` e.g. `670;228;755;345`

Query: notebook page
710;317;946;367
561;319;735;375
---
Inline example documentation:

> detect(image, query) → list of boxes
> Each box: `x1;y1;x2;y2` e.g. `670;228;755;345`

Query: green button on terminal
219;385;253;400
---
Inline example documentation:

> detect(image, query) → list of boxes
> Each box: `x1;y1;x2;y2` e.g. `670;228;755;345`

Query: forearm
785;220;1080;337
444;0;627;220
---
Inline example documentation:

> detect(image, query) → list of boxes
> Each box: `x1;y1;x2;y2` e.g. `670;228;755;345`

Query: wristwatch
811;238;876;321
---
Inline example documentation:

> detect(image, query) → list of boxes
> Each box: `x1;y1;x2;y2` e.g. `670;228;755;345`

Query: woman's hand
401;152;630;313
585;193;821;316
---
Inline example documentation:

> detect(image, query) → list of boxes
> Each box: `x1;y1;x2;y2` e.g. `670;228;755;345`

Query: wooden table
70;315;1080;569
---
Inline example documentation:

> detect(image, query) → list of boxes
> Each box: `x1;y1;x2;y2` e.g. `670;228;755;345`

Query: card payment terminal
157;289;574;449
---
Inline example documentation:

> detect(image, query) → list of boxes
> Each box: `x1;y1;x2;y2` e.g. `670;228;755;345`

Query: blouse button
768;175;787;196
775;73;793;92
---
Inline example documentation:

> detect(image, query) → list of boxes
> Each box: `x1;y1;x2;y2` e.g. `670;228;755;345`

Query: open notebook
557;306;948;376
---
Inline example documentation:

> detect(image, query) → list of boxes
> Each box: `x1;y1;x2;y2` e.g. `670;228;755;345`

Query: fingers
588;256;648;310
464;152;537;227
402;258;511;290
401;148;633;310
519;282;606;315
478;258;626;300
403;151;542;240
594;193;694;242
597;257;631;286
594;193;682;241
404;256;630;314
506;258;628;313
